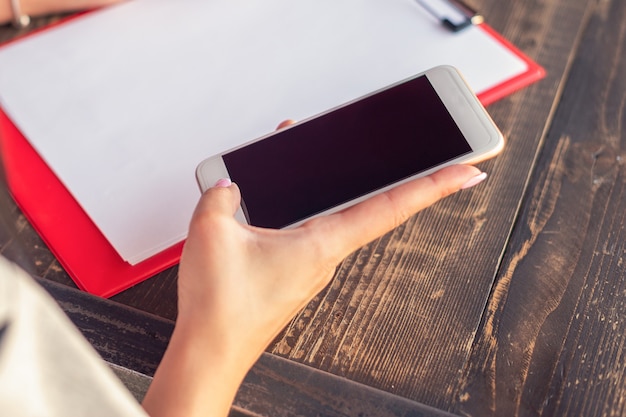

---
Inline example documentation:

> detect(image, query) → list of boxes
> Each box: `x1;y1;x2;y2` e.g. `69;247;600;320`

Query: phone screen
222;75;471;228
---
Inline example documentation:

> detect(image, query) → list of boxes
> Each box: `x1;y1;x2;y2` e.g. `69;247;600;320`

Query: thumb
192;178;242;220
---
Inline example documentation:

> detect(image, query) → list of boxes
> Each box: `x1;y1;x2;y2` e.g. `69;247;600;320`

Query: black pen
415;0;484;32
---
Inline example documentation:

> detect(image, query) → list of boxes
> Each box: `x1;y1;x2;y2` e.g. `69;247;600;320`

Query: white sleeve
0;257;149;417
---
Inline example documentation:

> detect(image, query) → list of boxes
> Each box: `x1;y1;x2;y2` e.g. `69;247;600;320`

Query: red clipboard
0;23;544;298
474;25;545;106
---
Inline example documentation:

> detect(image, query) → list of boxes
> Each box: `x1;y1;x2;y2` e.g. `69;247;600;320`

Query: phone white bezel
196;65;503;228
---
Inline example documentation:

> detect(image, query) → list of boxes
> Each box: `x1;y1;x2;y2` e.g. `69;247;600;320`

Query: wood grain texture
1;0;618;415
41;278;461;417
269;0;595;410
456;0;626;415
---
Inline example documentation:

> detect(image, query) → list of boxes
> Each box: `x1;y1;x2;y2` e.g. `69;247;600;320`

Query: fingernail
214;178;232;188
461;172;487;190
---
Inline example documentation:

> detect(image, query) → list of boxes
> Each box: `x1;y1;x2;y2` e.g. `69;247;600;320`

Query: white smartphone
196;65;503;229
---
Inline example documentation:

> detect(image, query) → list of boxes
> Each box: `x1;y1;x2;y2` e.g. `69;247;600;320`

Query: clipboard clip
415;0;484;32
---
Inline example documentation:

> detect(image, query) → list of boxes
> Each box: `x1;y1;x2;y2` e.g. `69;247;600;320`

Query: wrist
176;314;259;375
143;318;257;417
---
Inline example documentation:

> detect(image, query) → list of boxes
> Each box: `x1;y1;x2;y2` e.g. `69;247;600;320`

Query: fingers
193;179;242;220
315;165;485;259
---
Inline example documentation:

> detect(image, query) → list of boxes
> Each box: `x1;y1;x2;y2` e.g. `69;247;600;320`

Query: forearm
1;0;123;26
0;0;16;25
1;0;53;25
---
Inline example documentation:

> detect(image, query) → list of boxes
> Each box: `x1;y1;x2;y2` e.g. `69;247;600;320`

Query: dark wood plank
456;0;626;415
40;277;461;417
0;1;604;414
38;277;174;375
268;0;595;410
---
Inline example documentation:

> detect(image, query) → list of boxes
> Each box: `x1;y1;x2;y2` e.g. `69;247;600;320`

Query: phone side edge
425;65;504;160
195;156;249;225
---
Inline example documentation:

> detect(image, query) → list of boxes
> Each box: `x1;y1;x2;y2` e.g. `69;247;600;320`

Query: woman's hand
143;163;487;417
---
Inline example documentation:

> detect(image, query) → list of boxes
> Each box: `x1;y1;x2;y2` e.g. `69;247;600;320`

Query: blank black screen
223;75;471;228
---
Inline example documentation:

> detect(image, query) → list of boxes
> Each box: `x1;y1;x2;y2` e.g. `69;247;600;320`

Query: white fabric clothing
0;256;148;417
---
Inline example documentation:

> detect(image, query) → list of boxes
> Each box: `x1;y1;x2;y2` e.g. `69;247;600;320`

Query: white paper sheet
0;0;527;264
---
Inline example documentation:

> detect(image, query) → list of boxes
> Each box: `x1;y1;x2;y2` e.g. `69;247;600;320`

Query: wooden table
2;0;625;415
